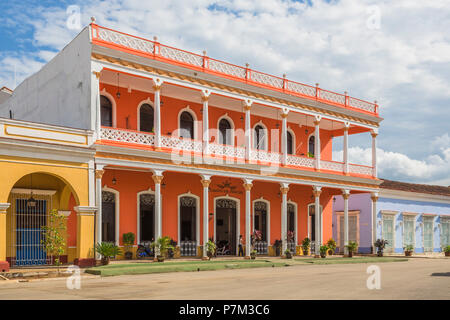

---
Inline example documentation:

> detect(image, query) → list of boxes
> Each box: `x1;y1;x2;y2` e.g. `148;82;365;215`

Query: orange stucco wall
99;169;334;247
100;83;334;161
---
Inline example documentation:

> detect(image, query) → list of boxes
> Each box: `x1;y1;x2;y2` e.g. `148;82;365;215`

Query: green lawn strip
293;257;408;265
86;260;289;276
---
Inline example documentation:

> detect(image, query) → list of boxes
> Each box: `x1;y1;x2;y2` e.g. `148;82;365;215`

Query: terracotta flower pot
157;255;165;262
445;252;450;257
405;251;412;257
101;257;110;265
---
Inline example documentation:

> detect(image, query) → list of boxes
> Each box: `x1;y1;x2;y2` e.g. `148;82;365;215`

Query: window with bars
423;217;434;252
403;215;415;248
441;217;450;247
382;215;395;252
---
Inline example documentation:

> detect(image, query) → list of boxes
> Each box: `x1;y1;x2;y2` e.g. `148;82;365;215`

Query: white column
202;89;211;154
200;175;211;259
281;109;289;165
280;183;290;254
91;62;102;138
312;186;322;256
243;179;253;258
243;99;253;160
152;78;163;150
314;116;321;170
343;122;349;174
152;171;164;258
371;192;378;254
342;189;350;256
95;165;104;246
371;130;378;178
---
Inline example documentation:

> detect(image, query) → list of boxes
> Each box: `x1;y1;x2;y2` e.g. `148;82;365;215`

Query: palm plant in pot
250;249;258;260
319;245;328;258
443;245;450;257
374;239;388;257
301;237;311;256
122;232;135;260
326;238;336;255
205;240;216;259
95;242;122;265
345;241;358;258
151;236;174;262
404;244;414;256
284;249;292;259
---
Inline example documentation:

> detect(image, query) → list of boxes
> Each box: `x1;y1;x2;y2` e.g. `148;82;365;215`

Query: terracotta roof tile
380;179;450;197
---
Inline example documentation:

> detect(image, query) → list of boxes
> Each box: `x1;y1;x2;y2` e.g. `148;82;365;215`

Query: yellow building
0;118;96;271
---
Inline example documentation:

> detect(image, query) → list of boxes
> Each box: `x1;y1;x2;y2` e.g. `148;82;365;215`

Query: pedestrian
238;235;244;256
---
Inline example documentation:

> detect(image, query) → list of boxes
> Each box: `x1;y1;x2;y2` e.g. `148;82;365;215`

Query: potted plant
404;244;414;256
122;232;135;260
443;245;450;257
284;249;292;259
374;239;388;257
41;209;66;274
319;245;328;258
250;249;257;260
151;236;174;262
206;240;216;259
273;239;282;256
302;237;311;256
345;241;358;258
326;238;336;255
95;242;122;265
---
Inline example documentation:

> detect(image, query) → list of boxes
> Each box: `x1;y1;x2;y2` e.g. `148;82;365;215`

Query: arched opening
6;172;80;266
215;198;238;255
101;95;113;127
287;131;294;155
218;118;232;145
308;135;315;156
254;124;266;150
287;202;296;251
307;203;322;253
139;193;155;243
179;111;194;139
101;190;117;243
253;200;269;255
179;195;198;256
139;103;154;133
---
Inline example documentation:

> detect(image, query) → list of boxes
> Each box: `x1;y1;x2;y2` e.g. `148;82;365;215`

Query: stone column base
0;261;10;272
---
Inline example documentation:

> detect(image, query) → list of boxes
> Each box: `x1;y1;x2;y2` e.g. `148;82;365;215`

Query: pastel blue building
333;180;450;254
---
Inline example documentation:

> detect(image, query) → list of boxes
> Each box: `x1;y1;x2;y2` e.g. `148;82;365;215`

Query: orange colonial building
0;19;383;266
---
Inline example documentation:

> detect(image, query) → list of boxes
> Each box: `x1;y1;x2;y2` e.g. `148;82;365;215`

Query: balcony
91;24;379;117
98;127;374;177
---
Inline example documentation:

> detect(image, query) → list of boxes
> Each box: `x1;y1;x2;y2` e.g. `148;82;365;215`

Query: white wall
0;27;93;130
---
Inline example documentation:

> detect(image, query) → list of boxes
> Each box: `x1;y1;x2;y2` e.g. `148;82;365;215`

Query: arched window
219;118;232;145
102;191;116;243
180;111;194;139
139;103;154;132
287;131;293;155
100;96;113;127
254;125;266;150
308;135;315;156
139;193;155;242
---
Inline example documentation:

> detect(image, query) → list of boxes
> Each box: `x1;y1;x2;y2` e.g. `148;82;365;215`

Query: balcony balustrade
99;127;373;177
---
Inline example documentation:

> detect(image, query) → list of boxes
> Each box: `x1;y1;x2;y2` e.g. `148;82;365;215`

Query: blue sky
1;0;449;185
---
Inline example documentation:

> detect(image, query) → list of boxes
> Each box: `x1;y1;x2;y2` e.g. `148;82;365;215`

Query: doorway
215;198;237;255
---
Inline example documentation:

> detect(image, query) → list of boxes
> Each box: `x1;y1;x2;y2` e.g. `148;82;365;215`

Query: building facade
0;20;382;270
333;180;450;254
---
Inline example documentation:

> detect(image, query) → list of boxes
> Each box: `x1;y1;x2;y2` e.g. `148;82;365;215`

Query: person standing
238;235;244;257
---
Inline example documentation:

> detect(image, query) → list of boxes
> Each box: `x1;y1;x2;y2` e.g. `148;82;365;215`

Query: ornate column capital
342;189;350;200
371;192;379;202
201;179;211;188
312;186;322;197
243;183;253;191
152;175;164;184
0;203;10;214
201;89;211;101
281;108;289;118
92;71;101;79
280;186;289;194
152;77;163;92
242;99;253;111
314;115;321;125
95;169;104;179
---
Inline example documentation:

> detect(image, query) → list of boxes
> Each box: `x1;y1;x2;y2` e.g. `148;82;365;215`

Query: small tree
41;209;66;274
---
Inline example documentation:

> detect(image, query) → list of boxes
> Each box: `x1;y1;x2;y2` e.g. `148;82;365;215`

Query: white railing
321;160;344;172
207;143;245;159
161;135;203;153
99;128;374;177
349;163;373;176
286;154;315;168
100;127;155;146
92;24;379;116
250;149;282;164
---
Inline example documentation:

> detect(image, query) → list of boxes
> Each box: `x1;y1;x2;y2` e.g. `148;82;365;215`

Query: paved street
0;258;448;300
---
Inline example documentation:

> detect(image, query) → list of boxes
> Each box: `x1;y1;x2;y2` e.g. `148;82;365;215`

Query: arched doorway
178;195;199;256
138;192;155;244
253;200;269;254
6;172;79;266
215;198;238;255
